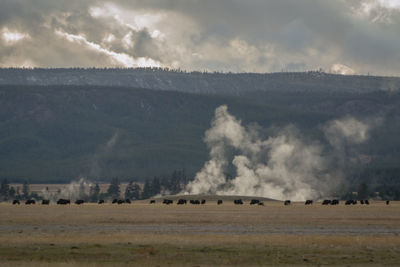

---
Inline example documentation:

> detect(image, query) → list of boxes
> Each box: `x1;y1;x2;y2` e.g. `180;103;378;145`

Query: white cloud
55;30;161;68
1;28;30;44
331;64;356;75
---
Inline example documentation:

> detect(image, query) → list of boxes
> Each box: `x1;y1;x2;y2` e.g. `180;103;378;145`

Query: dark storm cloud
0;0;399;75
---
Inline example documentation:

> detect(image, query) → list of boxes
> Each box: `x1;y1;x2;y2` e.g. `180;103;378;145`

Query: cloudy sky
1;0;400;75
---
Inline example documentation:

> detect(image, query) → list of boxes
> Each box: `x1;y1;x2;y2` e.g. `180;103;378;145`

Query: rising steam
185;105;376;201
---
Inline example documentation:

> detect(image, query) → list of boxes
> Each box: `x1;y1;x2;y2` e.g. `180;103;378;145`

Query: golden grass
1;201;400;265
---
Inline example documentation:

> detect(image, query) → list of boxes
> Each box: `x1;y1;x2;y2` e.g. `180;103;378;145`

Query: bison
75;200;84;205
305;200;313;205
201;199;206;205
98;199;105;204
386;200;390;205
150;200;156;204
234;199;243;205
250;199;260;205
25;199;35;205
331;199;339;205
125;199;131;204
322;200;331;205
163;199;173;205
177;199;187;205
190;200;200;205
42;199;50;205
217;200;223;205
57;199;70;205
258;202;264;206
12;200;20;205
284;200;291;206
112;199;118;204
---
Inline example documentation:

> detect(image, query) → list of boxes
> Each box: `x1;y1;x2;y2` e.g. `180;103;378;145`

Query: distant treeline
0;169;188;201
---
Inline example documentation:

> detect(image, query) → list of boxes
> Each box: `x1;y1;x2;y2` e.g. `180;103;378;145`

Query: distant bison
163;199;173;205
25;199;35;205
345;199;357;205
57;199;70;205
117;199;125;204
386;200;390;205
42;199;50;205
258;202;264;206
98;199;105;204
177;199;187;205
112;199;118;204
234;199;243;205
365;200;370;205
150;200;156;204
305;200;313;205
125;199;131;204
322;200;331;205
12;200;20;205
190;200;200;205
217;200;223;205
284;200;291;206
250;199;260;205
201;199;206;205
331;199;339;205
75;200;84;205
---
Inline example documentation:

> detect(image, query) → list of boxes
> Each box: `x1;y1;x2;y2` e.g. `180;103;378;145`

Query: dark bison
250;199;260;205
322;200;331;205
42;199;50;205
112;199;118;204
386;200;390;205
75;200;84;205
117;199;125;204
365;200;370;205
360;200;364;205
284;200;291;206
258;202;264;206
163;199;173;205
305;200;313;205
125;199;131;204
25;199;35;205
331;199;339;205
234;199;243;205
177;199;187;205
98;199;105;204
190;200;200;205
345;199;357;205
57;199;70;205
217;200;223;205
201;199;206;205
150;200;156;204
12;200;20;205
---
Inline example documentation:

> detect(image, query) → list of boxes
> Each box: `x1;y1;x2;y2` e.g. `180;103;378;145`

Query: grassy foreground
1;201;400;266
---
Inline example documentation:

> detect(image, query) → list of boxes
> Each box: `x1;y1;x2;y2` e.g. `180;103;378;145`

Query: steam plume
186;105;375;201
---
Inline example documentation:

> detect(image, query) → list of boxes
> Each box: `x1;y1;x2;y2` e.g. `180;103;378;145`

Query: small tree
0;178;10;201
107;177;120;199
89;183;101;202
141;180;152;199
9;186;16;199
22;180;30;200
125;181;141;200
357;182;369;200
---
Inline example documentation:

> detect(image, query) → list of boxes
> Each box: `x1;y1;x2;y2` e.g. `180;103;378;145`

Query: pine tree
0;178;10;201
22;180;30;200
141;180;152;199
357;182;369;200
89;183;100;202
107;177;120;199
125;181;141;200
151;176;161;196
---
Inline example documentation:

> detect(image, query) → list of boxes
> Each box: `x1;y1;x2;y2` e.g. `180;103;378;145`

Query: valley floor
0;201;399;266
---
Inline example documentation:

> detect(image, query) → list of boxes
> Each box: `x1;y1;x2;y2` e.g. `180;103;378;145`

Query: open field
1;200;400;266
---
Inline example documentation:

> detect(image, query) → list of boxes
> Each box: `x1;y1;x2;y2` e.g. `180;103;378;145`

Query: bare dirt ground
1;200;400;266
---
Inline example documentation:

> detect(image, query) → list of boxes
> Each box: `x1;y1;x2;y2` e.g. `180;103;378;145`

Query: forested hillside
0;83;399;185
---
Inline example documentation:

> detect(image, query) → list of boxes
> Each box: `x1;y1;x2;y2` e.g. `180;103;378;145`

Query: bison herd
8;198;394;206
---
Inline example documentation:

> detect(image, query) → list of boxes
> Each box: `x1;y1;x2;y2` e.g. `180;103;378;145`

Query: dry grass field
1;199;400;266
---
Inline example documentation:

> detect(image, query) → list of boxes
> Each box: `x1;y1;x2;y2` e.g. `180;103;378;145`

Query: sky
1;0;400;76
